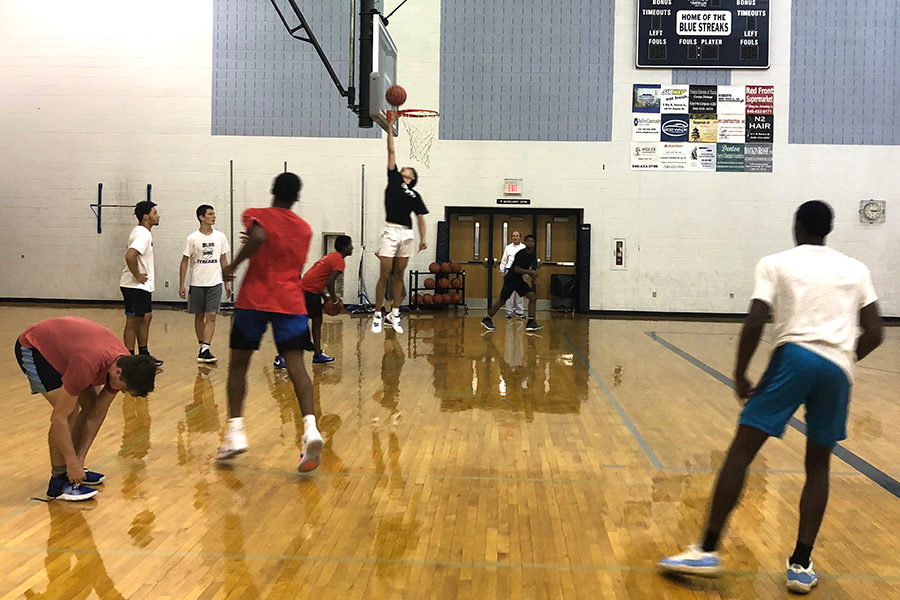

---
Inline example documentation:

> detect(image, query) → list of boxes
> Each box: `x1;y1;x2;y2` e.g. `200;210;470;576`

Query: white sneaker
216;427;248;460
658;544;722;577
372;312;383;334
298;430;324;472
385;312;403;334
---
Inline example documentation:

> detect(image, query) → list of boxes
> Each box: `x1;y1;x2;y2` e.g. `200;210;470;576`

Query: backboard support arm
270;0;357;112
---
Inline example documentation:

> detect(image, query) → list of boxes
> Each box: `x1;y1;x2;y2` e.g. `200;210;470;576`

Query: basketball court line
561;332;859;476
563;332;663;469
0;542;897;583
646;331;900;499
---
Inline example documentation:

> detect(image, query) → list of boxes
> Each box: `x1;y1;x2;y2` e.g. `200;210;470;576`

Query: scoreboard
636;0;770;69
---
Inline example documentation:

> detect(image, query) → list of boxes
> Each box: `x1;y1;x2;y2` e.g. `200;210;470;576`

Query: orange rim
397;108;439;118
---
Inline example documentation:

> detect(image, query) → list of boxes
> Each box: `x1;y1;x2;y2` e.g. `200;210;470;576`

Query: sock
51;465;67;478
200;343;210;352
138;346;149;355
701;530;720;553
789;542;813;568
227;417;244;431
303;414;318;435
374;310;382;317
391;307;400;318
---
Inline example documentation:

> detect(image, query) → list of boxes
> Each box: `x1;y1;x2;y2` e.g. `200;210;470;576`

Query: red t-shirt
300;252;346;294
237;207;311;314
18;317;129;395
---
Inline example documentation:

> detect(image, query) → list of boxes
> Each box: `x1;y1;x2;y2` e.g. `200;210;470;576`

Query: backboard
368;15;399;135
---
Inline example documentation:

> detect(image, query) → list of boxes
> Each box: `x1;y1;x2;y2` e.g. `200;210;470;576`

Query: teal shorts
740;343;850;448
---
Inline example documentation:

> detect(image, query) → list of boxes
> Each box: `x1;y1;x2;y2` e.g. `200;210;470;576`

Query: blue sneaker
273;355;286;370
47;476;98;501
658;544;722;577
312;352;335;364
82;469;105;485
786;560;818;594
481;317;495;331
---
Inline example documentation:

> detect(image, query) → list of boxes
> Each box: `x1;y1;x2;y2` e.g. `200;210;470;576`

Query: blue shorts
230;309;310;354
739;343;850;448
14;341;63;394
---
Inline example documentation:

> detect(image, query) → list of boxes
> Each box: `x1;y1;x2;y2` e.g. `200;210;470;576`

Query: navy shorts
230;309;310;354
739;343;851;448
121;287;152;317
15;341;63;394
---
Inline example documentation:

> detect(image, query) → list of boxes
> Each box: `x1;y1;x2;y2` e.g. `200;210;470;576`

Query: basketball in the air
385;85;407;106
323;298;343;316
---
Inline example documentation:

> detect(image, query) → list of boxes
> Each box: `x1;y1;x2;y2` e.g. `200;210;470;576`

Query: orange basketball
437;277;450;289
451;263;462;273
421;294;433;305
452;293;462;304
385;84;407;106
440;262;452;274
450;277;461;289
424;277;435;289
428;262;440;273
436;294;446;304
412;294;421;305
323;298;343;316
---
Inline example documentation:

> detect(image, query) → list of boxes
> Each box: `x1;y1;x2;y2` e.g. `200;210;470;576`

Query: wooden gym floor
0;304;897;599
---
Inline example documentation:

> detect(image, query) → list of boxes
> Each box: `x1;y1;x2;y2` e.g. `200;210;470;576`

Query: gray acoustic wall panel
439;1;615;141
672;69;731;86
212;0;378;138
789;1;899;145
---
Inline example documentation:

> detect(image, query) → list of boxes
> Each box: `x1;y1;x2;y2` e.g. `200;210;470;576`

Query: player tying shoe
15;317;157;500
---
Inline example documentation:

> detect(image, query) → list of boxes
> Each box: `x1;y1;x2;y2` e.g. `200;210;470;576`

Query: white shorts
378;223;416;258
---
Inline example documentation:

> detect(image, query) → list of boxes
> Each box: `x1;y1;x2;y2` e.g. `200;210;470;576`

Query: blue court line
646;331;900;499
563;333;663;469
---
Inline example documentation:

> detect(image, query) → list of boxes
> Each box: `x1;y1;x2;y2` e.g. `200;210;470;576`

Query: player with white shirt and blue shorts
658;200;883;594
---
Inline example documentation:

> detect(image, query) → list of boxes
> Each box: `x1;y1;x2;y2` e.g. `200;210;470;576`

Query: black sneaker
525;319;543;331
197;348;217;363
505;313;513;319
481;317;495;331
152;356;164;368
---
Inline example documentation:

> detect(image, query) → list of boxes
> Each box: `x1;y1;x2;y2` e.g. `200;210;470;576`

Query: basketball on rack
422;294;433;305
428;262;440;273
450;277;461;289
386;85;407;106
323;298;344;316
424;277;436;289
440;262;452;274
438;277;450;289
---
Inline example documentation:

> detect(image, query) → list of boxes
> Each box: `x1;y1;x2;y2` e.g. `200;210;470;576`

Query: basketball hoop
391;109;439;167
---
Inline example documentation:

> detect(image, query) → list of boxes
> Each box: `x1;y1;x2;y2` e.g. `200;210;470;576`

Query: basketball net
398;109;439;167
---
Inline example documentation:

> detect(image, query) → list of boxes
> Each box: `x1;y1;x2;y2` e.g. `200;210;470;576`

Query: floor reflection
24;504;126;600
411;315;590;416
178;366;220;465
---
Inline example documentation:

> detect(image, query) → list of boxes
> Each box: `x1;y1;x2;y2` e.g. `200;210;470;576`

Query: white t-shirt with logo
499;242;525;273
751;244;878;380
183;229;231;287
119;226;155;292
